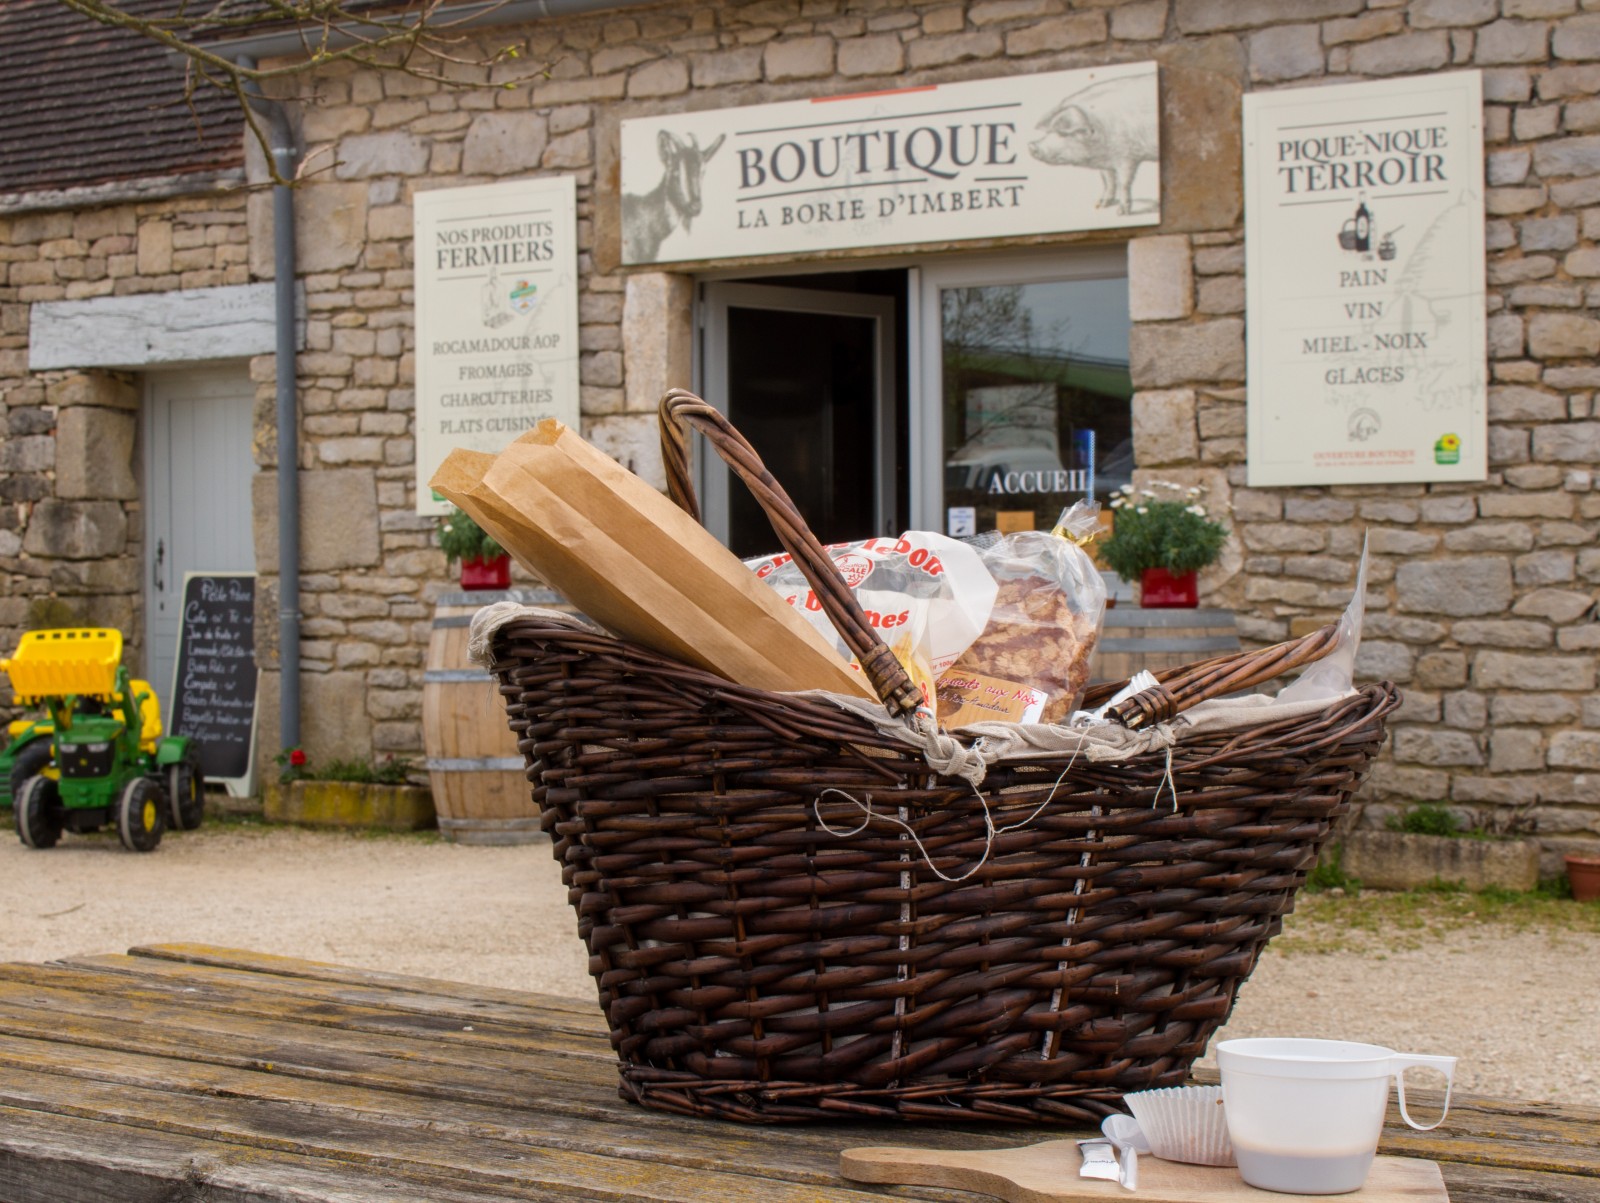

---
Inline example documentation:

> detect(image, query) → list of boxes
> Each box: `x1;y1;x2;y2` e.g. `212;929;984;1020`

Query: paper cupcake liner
1124;1085;1235;1166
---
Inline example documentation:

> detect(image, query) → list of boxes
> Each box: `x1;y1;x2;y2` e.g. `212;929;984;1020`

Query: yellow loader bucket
0;628;122;702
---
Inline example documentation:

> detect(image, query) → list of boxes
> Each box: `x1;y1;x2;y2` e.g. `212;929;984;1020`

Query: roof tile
0;0;244;197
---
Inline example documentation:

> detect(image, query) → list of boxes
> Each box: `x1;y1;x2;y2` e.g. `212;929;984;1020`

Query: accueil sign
620;61;1160;265
413;177;579;516
1244;72;1486;487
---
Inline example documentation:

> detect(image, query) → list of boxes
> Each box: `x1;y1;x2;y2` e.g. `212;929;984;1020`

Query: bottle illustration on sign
1337;195;1376;256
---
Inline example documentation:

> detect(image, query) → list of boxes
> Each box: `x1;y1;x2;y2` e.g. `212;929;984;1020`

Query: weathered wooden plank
15;959;1593;1181
2;959;612;1057
1437;1160;1600;1203
1384;1126;1600;1179
0;1103;600;1203
54;951;609;1038
0;1029;1018;1198
0;944;1592;1203
0;980;623;1105
130;943;602;1016
0;1064;931;1203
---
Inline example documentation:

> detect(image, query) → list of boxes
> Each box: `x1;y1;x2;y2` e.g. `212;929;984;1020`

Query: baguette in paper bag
431;420;874;700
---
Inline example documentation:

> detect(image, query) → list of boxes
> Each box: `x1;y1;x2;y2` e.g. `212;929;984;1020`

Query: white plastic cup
1216;1038;1455;1195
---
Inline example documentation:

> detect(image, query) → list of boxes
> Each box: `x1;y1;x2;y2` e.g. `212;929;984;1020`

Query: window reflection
940;278;1132;534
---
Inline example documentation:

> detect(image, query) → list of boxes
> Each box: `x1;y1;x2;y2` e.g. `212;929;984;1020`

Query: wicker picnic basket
487;391;1401;1126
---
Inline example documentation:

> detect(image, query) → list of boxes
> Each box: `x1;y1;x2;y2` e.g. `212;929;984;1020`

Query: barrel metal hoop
432;615;475;629
423;669;492;683
425;757;525;772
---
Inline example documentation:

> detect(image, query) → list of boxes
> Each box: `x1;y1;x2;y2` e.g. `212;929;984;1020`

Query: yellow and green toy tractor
0;629;203;852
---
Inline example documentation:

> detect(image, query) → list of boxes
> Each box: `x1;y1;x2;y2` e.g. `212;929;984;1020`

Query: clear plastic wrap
745;531;997;719
935;502;1108;728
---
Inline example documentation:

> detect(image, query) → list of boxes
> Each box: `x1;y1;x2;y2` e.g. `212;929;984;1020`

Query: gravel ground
2;821;1595;1108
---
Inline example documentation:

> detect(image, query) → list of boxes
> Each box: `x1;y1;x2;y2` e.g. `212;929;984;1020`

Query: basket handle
658;389;923;718
1085;623;1342;729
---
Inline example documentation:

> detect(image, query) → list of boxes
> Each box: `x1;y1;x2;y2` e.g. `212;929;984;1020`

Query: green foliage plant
1306;842;1361;894
437;506;505;567
277;749;412;786
1099;481;1229;579
317;755;413;785
1387;803;1463;837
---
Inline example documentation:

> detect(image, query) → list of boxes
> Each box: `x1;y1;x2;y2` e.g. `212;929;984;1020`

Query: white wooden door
144;368;256;702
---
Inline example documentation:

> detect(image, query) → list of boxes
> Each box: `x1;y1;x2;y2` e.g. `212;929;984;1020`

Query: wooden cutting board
839;1140;1449;1202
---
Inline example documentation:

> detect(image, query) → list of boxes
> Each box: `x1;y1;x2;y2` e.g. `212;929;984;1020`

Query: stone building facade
2;0;1598;863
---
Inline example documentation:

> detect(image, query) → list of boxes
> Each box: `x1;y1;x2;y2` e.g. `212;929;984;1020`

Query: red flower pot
1139;567;1199;608
459;554;511;590
1567;855;1600;903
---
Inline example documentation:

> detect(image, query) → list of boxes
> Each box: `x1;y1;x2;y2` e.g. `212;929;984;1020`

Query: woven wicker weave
488;392;1401;1125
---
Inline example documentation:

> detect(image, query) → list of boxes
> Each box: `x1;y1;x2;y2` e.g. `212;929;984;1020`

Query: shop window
918;251;1131;536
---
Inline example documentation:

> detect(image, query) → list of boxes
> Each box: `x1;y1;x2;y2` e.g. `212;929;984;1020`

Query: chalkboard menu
169;573;259;785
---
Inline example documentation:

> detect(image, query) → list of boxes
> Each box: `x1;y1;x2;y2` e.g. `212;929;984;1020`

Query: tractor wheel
9;737;53;806
116;776;166;853
15;775;62;849
167;752;205;831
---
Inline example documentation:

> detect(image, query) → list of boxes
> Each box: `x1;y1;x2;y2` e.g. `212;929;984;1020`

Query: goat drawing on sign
622;130;725;263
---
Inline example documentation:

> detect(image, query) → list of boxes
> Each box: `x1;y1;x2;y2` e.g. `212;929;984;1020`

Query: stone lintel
29;283;306;371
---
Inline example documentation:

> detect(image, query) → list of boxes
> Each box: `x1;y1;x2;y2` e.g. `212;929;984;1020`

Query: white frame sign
1244;72;1486;487
413;176;579;516
621;62;1160;266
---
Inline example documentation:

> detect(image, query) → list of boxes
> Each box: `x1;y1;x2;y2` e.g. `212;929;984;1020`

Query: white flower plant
1099;481;1229;581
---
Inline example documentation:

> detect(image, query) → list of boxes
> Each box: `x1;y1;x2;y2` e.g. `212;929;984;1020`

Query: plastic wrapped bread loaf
935;506;1108;728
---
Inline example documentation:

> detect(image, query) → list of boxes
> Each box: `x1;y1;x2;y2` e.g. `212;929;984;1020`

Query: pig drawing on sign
1029;76;1158;216
622;130;726;263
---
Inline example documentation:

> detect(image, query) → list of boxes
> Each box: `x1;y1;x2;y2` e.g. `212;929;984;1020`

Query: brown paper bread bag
432;420;873;700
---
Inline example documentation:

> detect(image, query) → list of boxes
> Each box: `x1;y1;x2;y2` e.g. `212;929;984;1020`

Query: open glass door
701;281;897;557
914;249;1132;536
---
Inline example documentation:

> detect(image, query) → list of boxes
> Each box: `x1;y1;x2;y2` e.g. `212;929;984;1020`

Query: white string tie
814;751;1081;883
1154;745;1178;810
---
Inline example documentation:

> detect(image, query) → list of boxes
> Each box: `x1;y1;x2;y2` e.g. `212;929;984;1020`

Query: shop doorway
699;277;904;558
143;367;256;699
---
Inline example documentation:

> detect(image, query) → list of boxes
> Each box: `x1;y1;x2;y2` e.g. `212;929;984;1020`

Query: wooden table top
0;944;1592;1203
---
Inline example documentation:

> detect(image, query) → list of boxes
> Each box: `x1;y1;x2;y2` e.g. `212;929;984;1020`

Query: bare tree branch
54;0;546;185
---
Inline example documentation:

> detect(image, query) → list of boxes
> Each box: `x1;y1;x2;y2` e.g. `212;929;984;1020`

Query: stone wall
1108;0;1600;863
1;0;1597;861
0;197;251;659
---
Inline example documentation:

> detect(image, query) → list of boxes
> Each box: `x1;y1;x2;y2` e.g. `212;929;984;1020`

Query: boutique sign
619;62;1160;265
1244;72;1486;487
413;177;579;516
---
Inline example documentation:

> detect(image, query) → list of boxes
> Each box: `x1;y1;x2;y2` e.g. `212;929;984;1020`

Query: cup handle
1392;1054;1456;1131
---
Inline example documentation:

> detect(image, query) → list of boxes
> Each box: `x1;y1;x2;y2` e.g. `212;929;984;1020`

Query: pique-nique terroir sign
1244;71;1487;487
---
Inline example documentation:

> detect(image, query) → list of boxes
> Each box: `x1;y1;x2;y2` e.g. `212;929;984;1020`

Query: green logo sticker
1434;433;1461;465
510;280;539;314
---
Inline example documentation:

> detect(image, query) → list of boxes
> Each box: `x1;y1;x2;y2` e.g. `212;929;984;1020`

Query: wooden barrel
422;587;571;845
1090;607;1241;685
